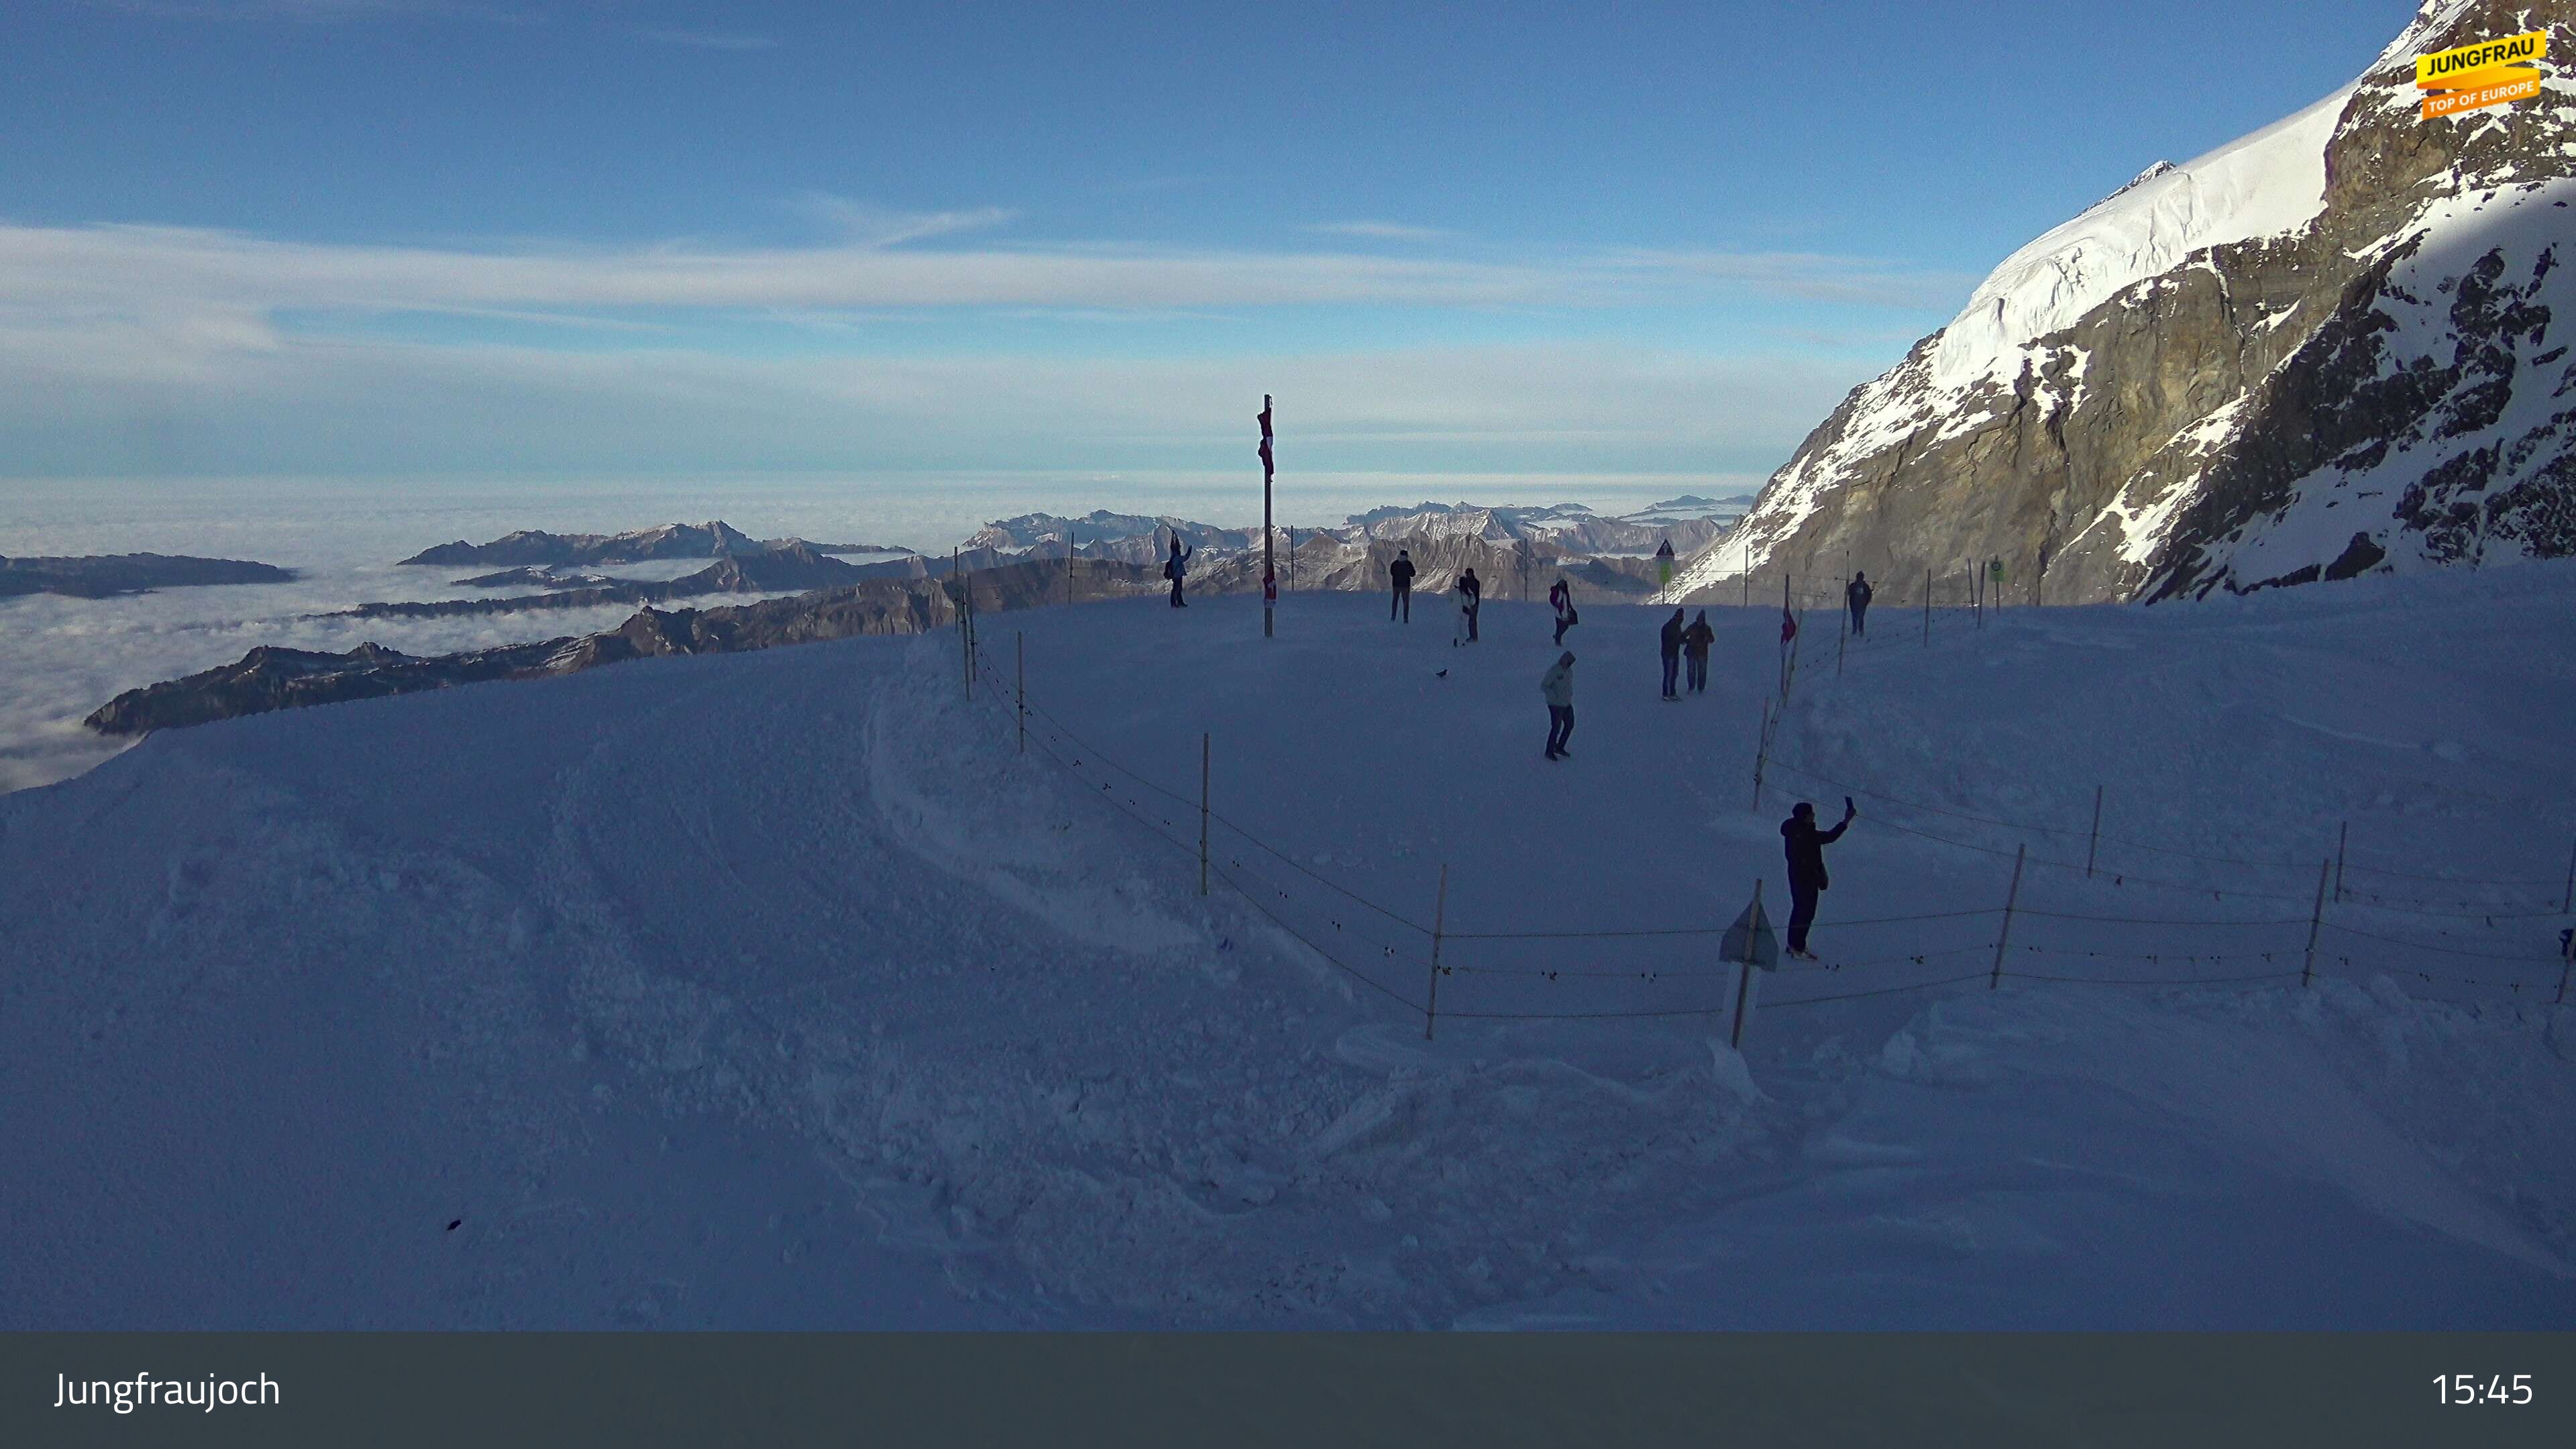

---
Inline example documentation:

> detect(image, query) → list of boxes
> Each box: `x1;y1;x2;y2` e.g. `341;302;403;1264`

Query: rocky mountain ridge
1658;0;2574;607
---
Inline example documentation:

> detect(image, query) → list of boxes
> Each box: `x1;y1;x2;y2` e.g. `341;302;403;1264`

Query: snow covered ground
4;561;2573;1328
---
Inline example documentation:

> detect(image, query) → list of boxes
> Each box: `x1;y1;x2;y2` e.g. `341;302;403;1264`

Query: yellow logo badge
2415;30;2547;118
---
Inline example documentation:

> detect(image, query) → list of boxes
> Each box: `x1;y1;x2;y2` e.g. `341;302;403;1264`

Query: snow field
3;563;2574;1328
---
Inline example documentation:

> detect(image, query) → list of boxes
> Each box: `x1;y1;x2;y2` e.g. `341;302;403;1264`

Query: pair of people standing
1452;567;1482;645
1658;608;1715;700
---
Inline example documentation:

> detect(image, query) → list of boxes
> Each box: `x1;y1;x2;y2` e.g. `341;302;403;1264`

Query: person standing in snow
1780;796;1857;960
1680;609;1715;694
1540;651;1576;759
1654;537;1676;588
1658;607;1686;700
1388;548;1415;622
1846;572;1873;637
1164;535;1193;608
1548;576;1577;646
1454;566;1483;644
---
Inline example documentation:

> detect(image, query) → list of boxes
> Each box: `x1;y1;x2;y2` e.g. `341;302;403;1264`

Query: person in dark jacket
1548;577;1577;645
1846;572;1872;636
1455;566;1482;643
1780;797;1857;959
1389;549;1415;622
1680;610;1715;693
1164;535;1193;608
1658;608;1686;700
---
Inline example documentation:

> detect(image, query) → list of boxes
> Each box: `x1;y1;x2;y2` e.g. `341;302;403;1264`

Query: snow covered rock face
1662;0;2575;606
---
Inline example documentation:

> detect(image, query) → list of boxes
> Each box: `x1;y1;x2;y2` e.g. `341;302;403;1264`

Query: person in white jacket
1540;651;1576;760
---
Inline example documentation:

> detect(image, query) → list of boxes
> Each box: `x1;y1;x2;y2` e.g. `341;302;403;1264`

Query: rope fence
945;598;2575;1044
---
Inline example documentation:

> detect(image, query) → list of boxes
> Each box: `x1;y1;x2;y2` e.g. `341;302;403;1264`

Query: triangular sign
1721;893;1779;970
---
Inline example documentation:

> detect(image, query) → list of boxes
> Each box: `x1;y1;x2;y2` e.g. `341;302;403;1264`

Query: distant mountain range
1;553;297;599
398;520;908;568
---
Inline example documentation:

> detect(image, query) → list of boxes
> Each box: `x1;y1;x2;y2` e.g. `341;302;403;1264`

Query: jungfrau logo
2414;29;2548;119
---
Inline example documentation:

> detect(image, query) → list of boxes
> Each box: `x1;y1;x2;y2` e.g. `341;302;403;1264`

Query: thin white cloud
637;27;778;52
1307;221;1453;242
80;0;527;20
788;196;1021;249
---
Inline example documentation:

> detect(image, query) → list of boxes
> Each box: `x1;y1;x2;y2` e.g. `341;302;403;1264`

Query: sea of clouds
0;472;1705;793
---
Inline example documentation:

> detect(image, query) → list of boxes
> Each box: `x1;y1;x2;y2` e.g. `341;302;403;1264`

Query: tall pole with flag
1258;394;1277;639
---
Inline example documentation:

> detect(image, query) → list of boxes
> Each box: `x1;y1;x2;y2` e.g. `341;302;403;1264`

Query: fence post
2302;859;2330;988
1922;566;1930;648
1424;864;1450;1040
1198;733;1211;897
1752;699;1771;810
1016;632;1026;755
1989;844;2026;989
2334;821;2349;904
2086;785;2104;879
1836;583;1847;677
2557;926;2573;1007
2563;835;2574;914
1730;879;1766;1051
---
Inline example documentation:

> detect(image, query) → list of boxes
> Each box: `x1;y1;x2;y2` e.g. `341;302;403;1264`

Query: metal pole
2302;859;2330;987
2086;785;2103;878
2334;821;2349;904
1729;879;1764;1051
1989;845;2026;989
1424;864;1449;1040
1199;733;1210;898
1016;632;1026;755
2562;835;2574;914
2557;925;2573;1007
1923;566;1931;647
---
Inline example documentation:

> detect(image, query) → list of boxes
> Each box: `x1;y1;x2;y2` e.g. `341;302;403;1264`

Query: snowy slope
1929;85;2349;392
5;567;2576;1328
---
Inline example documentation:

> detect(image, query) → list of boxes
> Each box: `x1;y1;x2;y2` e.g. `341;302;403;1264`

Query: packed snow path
5;565;2574;1328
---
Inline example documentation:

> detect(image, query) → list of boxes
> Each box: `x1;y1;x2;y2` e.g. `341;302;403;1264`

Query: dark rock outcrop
0;553;297;599
89;558;1160;736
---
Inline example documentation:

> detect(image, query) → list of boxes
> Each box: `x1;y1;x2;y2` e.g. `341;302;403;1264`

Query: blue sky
1;0;2408;499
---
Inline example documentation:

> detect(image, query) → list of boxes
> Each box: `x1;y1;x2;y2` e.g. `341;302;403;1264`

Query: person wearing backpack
1454;566;1483;645
1658;607;1686;700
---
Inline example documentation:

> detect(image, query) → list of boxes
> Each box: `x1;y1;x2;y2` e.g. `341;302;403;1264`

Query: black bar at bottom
5;1333;2571;1448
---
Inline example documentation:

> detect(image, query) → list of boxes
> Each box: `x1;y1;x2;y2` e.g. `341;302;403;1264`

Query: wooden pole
1424;864;1450;1040
2302;859;2330;988
1066;530;1073;607
2086;786;2104;878
1989;845;2026;989
1729;879;1765;1051
2557;924;2573;1007
1835;587;1846;677
956;547;969;699
1016;632;1026;755
2334;821;2349;904
1922;566;1931;647
1752;698;1771;810
1199;733;1211;897
2562;835;2574;914
1263;394;1275;641
1287;525;1295;592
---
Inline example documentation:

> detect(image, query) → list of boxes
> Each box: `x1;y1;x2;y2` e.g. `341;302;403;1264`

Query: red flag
1781;605;1799;643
